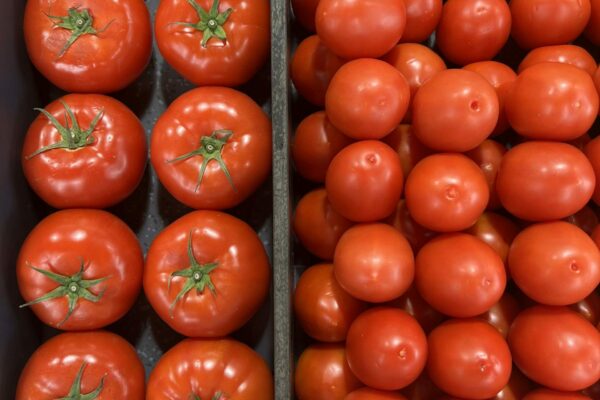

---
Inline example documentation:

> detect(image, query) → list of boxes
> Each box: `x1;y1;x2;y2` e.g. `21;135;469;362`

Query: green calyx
19;261;109;327
172;0;234;47
56;362;105;400
189;392;225;400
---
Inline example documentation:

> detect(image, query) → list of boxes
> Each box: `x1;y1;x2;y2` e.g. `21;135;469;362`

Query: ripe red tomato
508;306;600;391
17;209;143;330
23;0;152;93
401;0;442;43
155;0;269;87
326;59;410;140
400;372;445;399
492;368;534;400
382;125;434;178
479;292;521;338
523;389;592;400
428;319;512;399
151;87;271;210
412;69;499;152
518;45;597;77
571;292;600;326
388;285;446;334
147;338;273;400
386;199;437;252
405;154;489;232
436;0;511;65
585;0;600;44
466;211;519;266
294;263;367;342
22;94;146;209
584;136;600;205
334;223;414;303
143;210;270;337
16;331;145;400
564;205;599;235
292;0;319;31
496;141;595;221
346;307;428;390
465;139;507;210
345;388;408;400
315;0;406;59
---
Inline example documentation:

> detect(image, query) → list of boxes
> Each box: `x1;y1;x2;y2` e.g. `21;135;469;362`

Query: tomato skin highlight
518;45;597;77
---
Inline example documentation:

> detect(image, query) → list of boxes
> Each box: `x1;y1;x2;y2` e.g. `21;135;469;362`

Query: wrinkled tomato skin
400;0;442;43
478;292;521;338
523;389;592;400
518;45;597;77
345;388;408;400
465;211;519;265
382;125;434;179
292;0;319;31
386;199;437;253
465;139;507;210
584;136;600;205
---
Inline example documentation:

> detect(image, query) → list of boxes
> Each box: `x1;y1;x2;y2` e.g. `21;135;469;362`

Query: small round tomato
292;0;319;31
151;87;271;210
412;69;499;152
585;0;600;44
584;136;600;205
570;292;600;326
436;0;511;65
405;154;489;232
465;211;519;265
388;285;446;334
382;125;434;178
428;320;512;399
147;338;272;400
465;139;507;210
508;306;600;391
564;205;599;235
386;199;437;252
22;94;146;209
334;224;414;303
326;59;410;140
345;388;408;400
143;210;270;337
16;331;145;400
518;45;597;77
17;210;143;330
523;389;592;400
346;307;428;391
479;292;521;338
155;0;269;87
24;0;151;93
401;0;442;43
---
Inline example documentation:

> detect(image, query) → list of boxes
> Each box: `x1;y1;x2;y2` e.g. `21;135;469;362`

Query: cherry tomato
479;292;521;338
564;205;599;235
292;0;319;31
570;292;600;326
518;45;597;77
401;0;442;43
382;125;434;179
388;285;446;334
523;389;592;400
386;199;438;252
465;211;519;265
346;388;408;400
585;0;600;44
584;136;600;206
151;87;272;210
465;139;507;210
144;210;270;337
16;331;144;400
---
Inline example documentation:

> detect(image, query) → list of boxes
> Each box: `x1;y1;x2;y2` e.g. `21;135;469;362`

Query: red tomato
492;368;534;400
595;66;600;99
143;210;270;337
584;136;600;205
151;87;271;210
382;125;434;178
147;338;272;400
22;94;146;209
16;331;144;400
388;285;446;334
294;263;367;342
155;0;269;87
412;69;499;152
564;205;599;235
17;210;143;330
508;306;600;391
428;320;512;399
326;141;403;222
292;0;319;31
585;0;600;44
523;389;592;400
386;199;438;252
401;0;442;43
326;59;410;140
416;233;506;317
346;307;428;390
465;211;519;265
436;0;511;65
346;388;408;400
23;0;151;93
315;0;406;59
592;224;600;249
405;154;489;232
465;139;507;210
570;292;600;326
479;292;521;338
400;372;445;400
496;141;595;221
518;45;597;77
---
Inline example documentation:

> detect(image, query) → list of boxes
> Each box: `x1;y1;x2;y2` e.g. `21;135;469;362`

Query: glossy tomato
518;45;597;76
382;125;433;178
386;199;437;252
345;388;408;400
388;285;446;334
523;389;592;400
292;0;319;31
151;87;271;210
144;210;270;337
585;0;600;44
465;211;519;265
584;136;600;205
401;0;442;43
16;331;144;400
571;292;600;326
479;292;521;338
17;209;143;330
465;139;507;210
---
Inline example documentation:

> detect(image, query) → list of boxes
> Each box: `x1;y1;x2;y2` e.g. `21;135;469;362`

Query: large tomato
143;210;270;337
523;389;592;400
400;0;442;43
16;331;145;400
151;87;271;210
146;338;272;400
465;211;519;265
17;209;143;330
22;94;146;209
584;136;600;205
345;388;408;400
464;139;507;210
24;0;151;93
518;45;597;76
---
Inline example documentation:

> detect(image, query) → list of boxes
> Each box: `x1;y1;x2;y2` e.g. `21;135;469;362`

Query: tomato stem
56;362;106;400
171;0;233;47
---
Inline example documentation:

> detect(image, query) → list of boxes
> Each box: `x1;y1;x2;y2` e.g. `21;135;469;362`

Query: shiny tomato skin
478;292;521;338
386;199;438;253
292;0;319;31
518;45;597;77
465;211;519;265
401;0;442;43
382;125;434;179
345;388;408;400
22;94;146;209
151;87;271;210
570;292;600;326
584;136;600;205
523;389;592;400
24;0;151;93
585;0;600;44
146;338;273;400
465;139;507;210
16;331;145;400
143;210;270;337
508;306;600;391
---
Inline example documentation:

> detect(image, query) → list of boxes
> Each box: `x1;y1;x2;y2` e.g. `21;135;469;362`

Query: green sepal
56;362;106;400
171;0;234;47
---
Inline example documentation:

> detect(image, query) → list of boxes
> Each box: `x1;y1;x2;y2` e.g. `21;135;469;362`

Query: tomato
592;224;600;249
151;87;271;210
400;372;445;400
570;292;600;327
16;331;144;400
508;306;600;391
334;223;414;303
405;154;489;232
345;388;408;400
523;389;592;400
492;368;534;400
416;233;506;318
595;66;600;99
155;0;269;87
564;205;599;235
326;141;403;222
585;0;600;44
479;292;521;338
315;0;406;59
465;211;519;265
412;69;499;152
346;307;428;390
295;344;362;400
584;136;600;205
17;209;142;330
401;0;442;43
147;338;273;400
386;199;437;252
518;45;596;77
382;125;434;179
436;0;511;66
496;142;595;221
294;263;367;342
326;59;410;140
428;320;512;399
143;210;270;337
291;35;345;106
388;285;446;334
22;94;146;209
464;139;506;210
292;0;319;31
24;0;151;93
